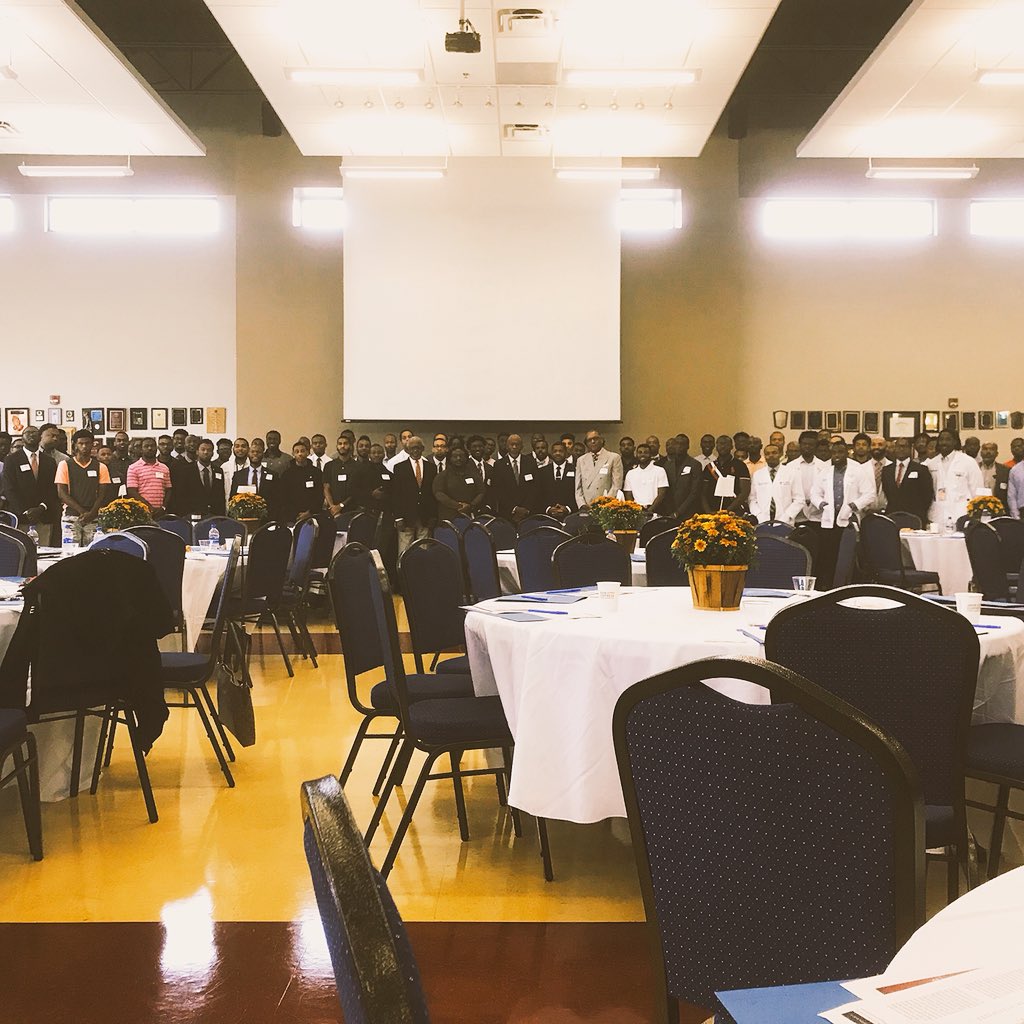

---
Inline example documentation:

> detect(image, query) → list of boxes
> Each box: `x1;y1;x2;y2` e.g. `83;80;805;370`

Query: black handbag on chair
216;622;256;747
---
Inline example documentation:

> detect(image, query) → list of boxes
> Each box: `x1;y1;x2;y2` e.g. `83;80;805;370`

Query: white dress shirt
623;462;669;507
309;453;333;472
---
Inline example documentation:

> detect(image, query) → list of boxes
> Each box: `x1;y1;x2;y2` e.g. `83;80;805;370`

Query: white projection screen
342;158;621;421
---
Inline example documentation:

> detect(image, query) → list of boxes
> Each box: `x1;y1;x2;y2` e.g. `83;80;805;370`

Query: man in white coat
925;429;983;528
810;438;877;588
749;443;795;524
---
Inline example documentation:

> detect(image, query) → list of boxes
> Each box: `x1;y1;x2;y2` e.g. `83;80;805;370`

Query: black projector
445;22;481;53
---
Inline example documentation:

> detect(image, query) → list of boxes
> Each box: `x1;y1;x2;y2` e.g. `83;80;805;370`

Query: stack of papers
0;579;23;601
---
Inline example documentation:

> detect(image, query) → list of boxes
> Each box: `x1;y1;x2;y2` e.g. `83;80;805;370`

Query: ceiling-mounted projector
445;17;481;53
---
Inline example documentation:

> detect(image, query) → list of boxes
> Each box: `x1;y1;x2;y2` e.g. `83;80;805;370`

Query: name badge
465;477;476;485
599;467;609;475
908;471;918;479
339;474;347;482
524;473;533;481
265;473;273;480
381;473;390;480
566;470;574;478
87;470;98;477
156;471;165;479
19;464;30;472
682;466;691;475
214;471;222;479
305;480;315;488
112;477;121;485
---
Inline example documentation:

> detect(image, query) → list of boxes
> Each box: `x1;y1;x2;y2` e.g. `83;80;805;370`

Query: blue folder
716;979;851;1023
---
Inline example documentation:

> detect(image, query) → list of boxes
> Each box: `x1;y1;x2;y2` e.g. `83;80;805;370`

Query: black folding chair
644;529;689;587
0;710;42;860
514;526;572;593
639;516;676;548
432;521;466;598
280;518;320;667
482;516;517;551
90;532;148;559
194;516;247;545
0;525;37;576
745;535;812;589
966;522;1013;600
860;513;941;594
518;514;561;535
346;510;380;549
126;525;187;649
754;520;792;539
991;517;1024;575
0;510;18;529
399;539;470;675
156;515;193;545
563;511;596;536
0;531;27;575
887;511;922;532
966;723;1024;880
463;522;501;602
614;655;924;1023
552;533;631;588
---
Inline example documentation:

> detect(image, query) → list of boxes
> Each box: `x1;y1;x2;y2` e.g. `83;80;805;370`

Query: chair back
832;522;860;588
346;511;380;549
0;530;26;575
287;518;319;592
156;516;193;545
754;520;792;539
859;514;904;577
432;522;463;562
956;513;972;532
887;511;922;532
613;655;924;1015
194;515;247;544
745;536;812;589
562;511;595;536
644;529;689;587
482;516;516;551
310;511;339;570
517;514;561;536
0;510;19;528
514;526;571;593
639;516;675;548
301;775;430;1024
463;523;501;602
552;533;631;588
0;525;37;576
89;532;149;559
204;537;241;666
991;517;1024;574
765;585;979;811
125;526;186;618
244;522;293;605
966;523;1010;599
399;539;467;659
449;513;473;535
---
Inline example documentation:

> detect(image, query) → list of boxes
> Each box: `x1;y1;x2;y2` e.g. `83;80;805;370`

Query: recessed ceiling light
425;97;435;109
664;101;673;110
564;69;699;88
609;101;619;111
285;68;422;86
334;99;344;108
18;162;134;178
555;166;660;181
578;101;588;110
635;101;644;110
394;99;405;109
976;69;1024;85
865;163;979;180
363;98;374;109
484;96;493;107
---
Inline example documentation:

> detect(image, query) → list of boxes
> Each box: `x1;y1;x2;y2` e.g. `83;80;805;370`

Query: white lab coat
780;457;824;524
810;460;877;529
925;452;984;525
749;465;796;524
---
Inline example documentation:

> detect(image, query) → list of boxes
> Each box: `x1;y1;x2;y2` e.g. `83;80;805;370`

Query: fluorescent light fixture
19;163;133;178
976;69;1024;85
563;69;699;88
292;186;346;230
0;197;13;232
761;199;936;241
340;166;444;180
970;200;1024;238
556;166;660;181
285;67;422;86
866;162;978;181
618;189;684;232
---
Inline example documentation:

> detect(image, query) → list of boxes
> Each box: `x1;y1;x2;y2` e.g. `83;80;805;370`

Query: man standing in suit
229;440;278;512
183;438;227;518
574;430;624;509
391;436;436;555
277;439;324;524
488;433;541;522
881;437;934;525
979;442;1011;510
539;441;577;518
2;425;59;544
667;434;703;524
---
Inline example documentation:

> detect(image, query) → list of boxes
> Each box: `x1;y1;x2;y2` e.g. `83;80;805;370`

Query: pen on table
546;587;589;594
974;624;1002;629
737;628;765;645
529;608;569;615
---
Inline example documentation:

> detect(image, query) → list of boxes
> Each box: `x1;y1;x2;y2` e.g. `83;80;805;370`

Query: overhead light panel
340;166;445;180
976;69;1024;85
563;69;699;88
285;68;422;86
865;162;978;181
556;166;660;181
18;162;134;178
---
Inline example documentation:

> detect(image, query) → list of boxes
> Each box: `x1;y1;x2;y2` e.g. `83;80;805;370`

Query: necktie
833;466;845;513
414;459;422;487
769;467;777;522
556;466;562;481
202;466;210;489
896;462;904;486
30;452;38;478
874;460;883;489
512;459;519;483
250;467;257;487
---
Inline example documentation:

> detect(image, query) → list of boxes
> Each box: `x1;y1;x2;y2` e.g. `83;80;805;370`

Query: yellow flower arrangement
672;511;757;569
966;495;1006;520
227;493;269;522
96;497;153;531
589;495;646;532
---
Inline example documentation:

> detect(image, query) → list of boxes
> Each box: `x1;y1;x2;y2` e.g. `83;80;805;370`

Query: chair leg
988;784;1010;880
364;739;414;846
268;613;294;677
90;705;114;795
372;727;403;797
381;752;440;879
13;738;43;861
102;712;118;768
537;816;554;882
198;683;235;763
451;750;470;842
500;747;522;838
190;687;234;788
965;829;980;890
300;613;319;669
946;846;959;903
414;652;425;674
123;707;159;824
285;613;304;659
69;709;86;799
339;715;372;787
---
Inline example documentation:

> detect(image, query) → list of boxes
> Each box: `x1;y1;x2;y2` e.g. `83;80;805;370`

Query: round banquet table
901;531;972;597
495;548;648;594
465;588;1024;824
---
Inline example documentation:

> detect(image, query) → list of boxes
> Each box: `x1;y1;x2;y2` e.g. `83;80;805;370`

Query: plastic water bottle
208;524;220;550
61;515;75;553
945;514;954;536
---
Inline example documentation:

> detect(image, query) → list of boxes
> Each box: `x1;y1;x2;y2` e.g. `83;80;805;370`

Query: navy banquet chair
0;510;18;529
754;520;792;539
744;535;812;589
462;522;502;602
644;529;689;587
966;523;1013;601
0;525;37;576
0;531;27;576
552;533;631;588
126;525;187;649
514;526;571;593
517;514;561;536
482;516;516;551
399;539;470;675
194;515;247;545
89;532;149;559
280;518;320;667
156;515;193;546
859;513;941;594
639;516;676;548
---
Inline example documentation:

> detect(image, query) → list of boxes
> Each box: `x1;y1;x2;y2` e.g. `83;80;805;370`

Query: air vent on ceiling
497;8;557;34
0;121;19;136
503;123;549;139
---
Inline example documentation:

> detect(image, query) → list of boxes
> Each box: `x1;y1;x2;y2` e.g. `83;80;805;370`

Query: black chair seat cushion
160;652;209;684
225;596;267;618
407;695;512;745
968;723;1024;782
436;654;470;675
925;804;955;848
0;707;28;748
369;673;474;711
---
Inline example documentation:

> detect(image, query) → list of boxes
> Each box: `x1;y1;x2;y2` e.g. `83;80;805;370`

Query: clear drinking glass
791;576;816;592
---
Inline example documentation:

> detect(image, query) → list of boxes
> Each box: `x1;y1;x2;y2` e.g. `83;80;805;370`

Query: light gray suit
575;448;625;507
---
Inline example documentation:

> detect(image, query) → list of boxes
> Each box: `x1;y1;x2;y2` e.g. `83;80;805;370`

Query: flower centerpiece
589;495;646;553
97;497;153;532
966;495;1006;521
227;493;269;525
671;512;757;610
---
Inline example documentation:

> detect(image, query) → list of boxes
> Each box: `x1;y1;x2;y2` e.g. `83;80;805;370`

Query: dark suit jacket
391;458;437;526
881;460;933;523
488;454;542;520
538;462;578;514
160;456;190;515
181;461;227;518
991;463;1011;507
669;456;703;521
1;449;59;524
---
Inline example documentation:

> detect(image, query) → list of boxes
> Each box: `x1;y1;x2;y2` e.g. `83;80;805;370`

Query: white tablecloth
902;532;972;596
495;548;648;594
466;588;1024;824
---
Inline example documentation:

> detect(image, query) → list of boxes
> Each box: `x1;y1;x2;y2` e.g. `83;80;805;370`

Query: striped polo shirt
126;458;171;507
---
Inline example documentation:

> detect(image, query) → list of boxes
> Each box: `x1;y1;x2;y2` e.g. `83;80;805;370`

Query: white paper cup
955;592;983;621
597;580;621;612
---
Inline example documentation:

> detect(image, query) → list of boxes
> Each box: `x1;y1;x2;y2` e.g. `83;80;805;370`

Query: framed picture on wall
83;408;105;434
884;411;921;440
152;408;168;430
862;411;880;435
825;411;841;432
64;409;76;424
206;407;227;434
842;411;860;433
922;411;940;433
943;412;959;434
189;407;204;426
1012;412;1024;431
130;408;148;431
171;408;187;427
47;407;62;425
33;409;45;424
996;410;1010;429
979;411;994;430
789;411;806;430
960;411;977;431
107;408;126;432
5;409;29;435
806;411;823;431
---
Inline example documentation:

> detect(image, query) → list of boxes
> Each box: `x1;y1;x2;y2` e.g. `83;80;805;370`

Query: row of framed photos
4;406;227;437
782;409;1024;438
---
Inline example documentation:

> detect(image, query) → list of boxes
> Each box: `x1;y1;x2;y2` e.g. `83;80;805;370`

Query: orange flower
694;539;707;552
